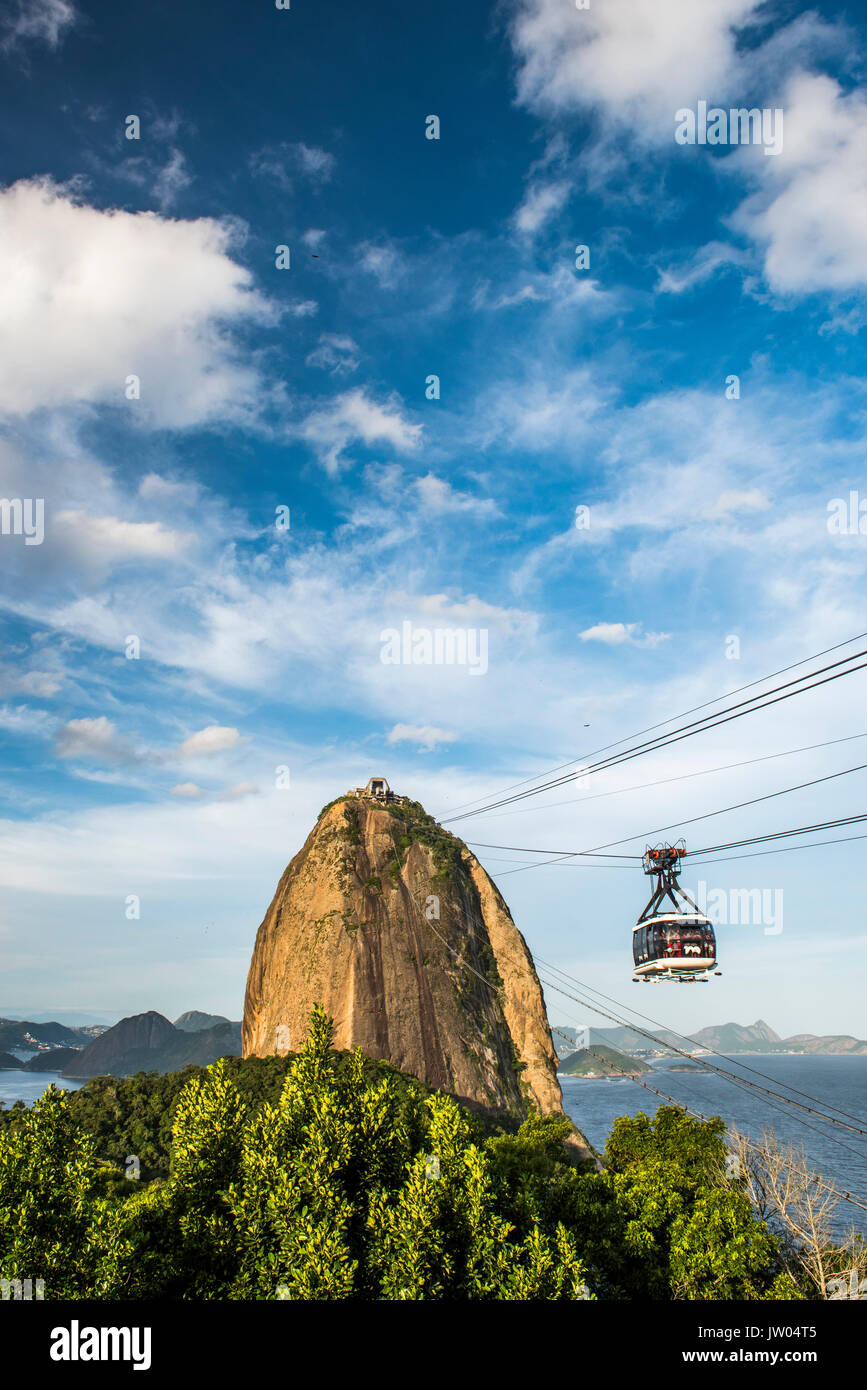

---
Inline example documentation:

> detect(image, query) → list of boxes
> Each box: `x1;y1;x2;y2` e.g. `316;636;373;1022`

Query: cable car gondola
632;841;721;983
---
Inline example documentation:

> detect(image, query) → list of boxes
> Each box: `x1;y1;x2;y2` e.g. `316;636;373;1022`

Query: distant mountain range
0;1009;118;1027
61;1011;242;1079
554;1019;867;1056
0;1017;107;1052
0;1011;241;1077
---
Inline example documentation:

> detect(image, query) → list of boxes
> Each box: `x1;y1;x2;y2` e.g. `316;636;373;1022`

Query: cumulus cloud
0;179;275;427
177;725;242;759
510;3;864;302
578;622;670;648
56;720;244;765
0;665;62;698
387;723;459;753
55;716;133;762
511;0;759;129
729;73;867;296
301;388;422;473
170;782;206;798
54;512;190;561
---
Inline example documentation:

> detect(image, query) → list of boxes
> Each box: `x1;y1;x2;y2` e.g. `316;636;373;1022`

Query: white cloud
0;703;55;735
216;781;259;801
387;723;459;753
55;716;132;762
178;725;242;759
703;489;769;520
249;142;335;191
171;779;257;801
657;241;750;294
487;264;610;312
2;0;76;51
114;146;193;210
171;782;206;798
471;365;607;452
413;474;499;519
54;512;190;561
358;242;406;288
152;149;192;208
513;179;570;235
301;388;422;473
729;73;867;296
52;720;243;768
0;666;62;698
511;0;760;129
305;333;360;375
578;622;670;648
294;143;336;180
510;5;865;303
0;179;275;427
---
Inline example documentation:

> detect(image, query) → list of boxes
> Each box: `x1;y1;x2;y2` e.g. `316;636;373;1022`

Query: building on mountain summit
348;776;396;802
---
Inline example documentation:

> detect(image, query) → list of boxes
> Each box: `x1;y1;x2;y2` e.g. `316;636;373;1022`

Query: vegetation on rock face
380;799;467;884
2;1009;857;1301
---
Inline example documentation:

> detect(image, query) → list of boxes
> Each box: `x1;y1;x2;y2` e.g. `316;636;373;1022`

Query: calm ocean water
0;1068;85;1106
561;1054;867;1237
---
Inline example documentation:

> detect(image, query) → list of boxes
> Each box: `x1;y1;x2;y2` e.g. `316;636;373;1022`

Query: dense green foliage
0;1009;810;1300
0;1049;430;1183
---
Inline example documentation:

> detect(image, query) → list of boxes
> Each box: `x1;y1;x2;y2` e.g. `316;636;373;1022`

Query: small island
557;1045;651;1079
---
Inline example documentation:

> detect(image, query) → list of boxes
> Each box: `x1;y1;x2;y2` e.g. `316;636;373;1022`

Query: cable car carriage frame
633;841;722;983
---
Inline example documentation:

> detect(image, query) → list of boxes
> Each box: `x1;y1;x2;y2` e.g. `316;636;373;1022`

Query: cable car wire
416;890;867;1143
474;820;867;872
440;629;867;819
536;971;867;1149
537;957;867;1128
551;1035;867;1215
419;903;867;1204
413;896;867;1209
487;810;867;877
467;827;867;871
473;730;867;822
442;647;867;825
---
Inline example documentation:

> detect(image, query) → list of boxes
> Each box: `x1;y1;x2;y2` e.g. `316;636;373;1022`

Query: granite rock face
243;795;568;1124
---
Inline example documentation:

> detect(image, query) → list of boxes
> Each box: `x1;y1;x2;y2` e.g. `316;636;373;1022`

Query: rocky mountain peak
242;792;568;1125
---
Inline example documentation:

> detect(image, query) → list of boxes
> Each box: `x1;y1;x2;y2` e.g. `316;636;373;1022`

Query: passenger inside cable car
633;920;715;965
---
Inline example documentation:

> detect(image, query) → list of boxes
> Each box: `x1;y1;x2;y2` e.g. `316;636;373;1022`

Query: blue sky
1;0;866;1036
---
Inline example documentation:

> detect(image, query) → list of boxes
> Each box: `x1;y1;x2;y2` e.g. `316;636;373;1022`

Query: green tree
0;1086;102;1297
